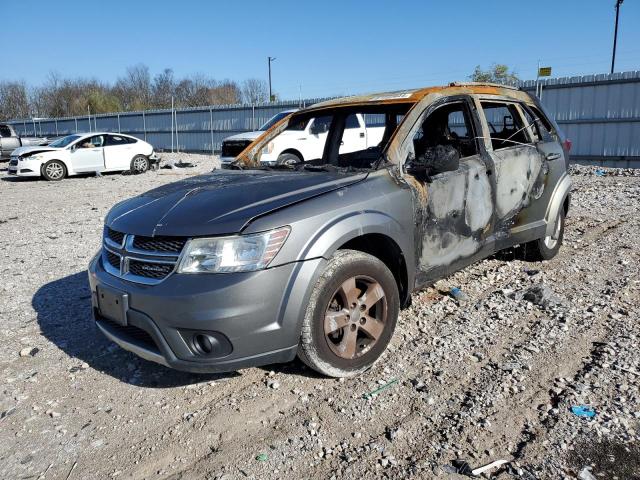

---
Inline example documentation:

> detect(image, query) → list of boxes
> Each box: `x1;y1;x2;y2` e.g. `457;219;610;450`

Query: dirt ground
0;156;638;479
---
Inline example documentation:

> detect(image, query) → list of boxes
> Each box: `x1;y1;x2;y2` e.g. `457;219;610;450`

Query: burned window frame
400;94;483;166
235;104;413;169
520;103;556;143
477;99;536;151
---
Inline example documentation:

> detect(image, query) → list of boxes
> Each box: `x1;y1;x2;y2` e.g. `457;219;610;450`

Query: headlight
24;154;42;161
177;226;290;273
262;141;274;155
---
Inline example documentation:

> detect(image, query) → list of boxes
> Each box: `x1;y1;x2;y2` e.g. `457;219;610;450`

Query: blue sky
3;0;639;99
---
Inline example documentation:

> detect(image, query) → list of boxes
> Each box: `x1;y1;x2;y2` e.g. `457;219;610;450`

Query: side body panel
104;142;136;170
70;147;104;172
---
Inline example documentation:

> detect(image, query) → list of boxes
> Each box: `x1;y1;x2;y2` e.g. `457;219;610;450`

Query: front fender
544;172;571;236
39;155;74;175
300;210;411;261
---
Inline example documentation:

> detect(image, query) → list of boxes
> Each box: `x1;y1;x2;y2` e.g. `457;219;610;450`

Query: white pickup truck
220;111;384;166
0;123;49;161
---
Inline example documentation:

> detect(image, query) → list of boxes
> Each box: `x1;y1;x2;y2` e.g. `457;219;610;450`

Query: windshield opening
49;134;81;148
235;103;413;172
259;111;294;131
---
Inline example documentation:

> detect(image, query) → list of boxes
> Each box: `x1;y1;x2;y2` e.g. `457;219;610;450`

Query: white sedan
8;132;155;181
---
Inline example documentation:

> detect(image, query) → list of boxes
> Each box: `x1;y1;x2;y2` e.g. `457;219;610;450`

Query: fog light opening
193;333;214;355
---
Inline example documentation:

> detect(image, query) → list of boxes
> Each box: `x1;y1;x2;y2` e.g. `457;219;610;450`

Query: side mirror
425;145;460;175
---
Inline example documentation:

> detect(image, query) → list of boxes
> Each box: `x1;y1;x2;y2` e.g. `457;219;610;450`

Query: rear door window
106;135;129;146
525;104;555;135
480;102;532;150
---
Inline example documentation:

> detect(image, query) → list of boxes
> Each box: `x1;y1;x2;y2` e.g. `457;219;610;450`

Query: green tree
470;64;520;85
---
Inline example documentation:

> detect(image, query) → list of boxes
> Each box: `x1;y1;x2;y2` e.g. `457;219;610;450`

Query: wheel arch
544;172;571;236
278;148;304;161
297;212;415;308
338;233;410;308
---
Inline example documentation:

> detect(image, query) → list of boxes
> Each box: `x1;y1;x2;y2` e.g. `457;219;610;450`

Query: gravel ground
0;158;638;479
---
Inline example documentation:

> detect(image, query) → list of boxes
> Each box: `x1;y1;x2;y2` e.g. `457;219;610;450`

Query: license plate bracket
97;285;129;326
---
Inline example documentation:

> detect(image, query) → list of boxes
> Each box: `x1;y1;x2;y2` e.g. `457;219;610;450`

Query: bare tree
114;64;152;110
152;68;175;108
241;78;269;104
0;81;30;120
2;65;268;119
210;80;242;105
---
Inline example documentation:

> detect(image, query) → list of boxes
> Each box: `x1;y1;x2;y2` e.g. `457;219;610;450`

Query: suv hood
222;131;263;143
12;146;60;157
106;169;367;237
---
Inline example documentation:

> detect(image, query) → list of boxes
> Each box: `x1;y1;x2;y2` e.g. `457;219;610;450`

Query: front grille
107;228;125;246
98;315;158;352
129;260;174;279
221;140;252;158
102;229;187;285
105;250;120;269
9;159;18;166
133;235;186;253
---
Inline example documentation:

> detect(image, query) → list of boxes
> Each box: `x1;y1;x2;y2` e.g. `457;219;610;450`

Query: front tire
523;209;565;261
41;160;67;181
130;155;149;174
298;250;399;378
277;152;302;166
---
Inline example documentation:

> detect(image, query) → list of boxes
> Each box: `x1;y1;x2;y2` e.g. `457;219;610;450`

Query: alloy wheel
45;162;64;180
133;157;148;172
323;275;388;360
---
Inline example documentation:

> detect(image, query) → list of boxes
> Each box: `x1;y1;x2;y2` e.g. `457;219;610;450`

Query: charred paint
417;157;493;271
224;82;558;288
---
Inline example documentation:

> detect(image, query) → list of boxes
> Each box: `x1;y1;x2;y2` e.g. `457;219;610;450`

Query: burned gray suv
88;83;571;377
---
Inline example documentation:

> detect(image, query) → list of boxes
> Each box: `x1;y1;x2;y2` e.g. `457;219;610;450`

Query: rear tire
130;155;149;174
41;160;67;181
277;152;302;166
522;209;565;261
297;250;399;378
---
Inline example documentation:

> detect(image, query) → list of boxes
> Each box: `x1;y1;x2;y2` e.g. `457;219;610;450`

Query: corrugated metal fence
8;100;330;155
521;71;640;167
8;71;640;166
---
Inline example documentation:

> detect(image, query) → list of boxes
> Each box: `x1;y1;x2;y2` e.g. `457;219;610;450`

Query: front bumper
7;157;41;177
87;252;324;373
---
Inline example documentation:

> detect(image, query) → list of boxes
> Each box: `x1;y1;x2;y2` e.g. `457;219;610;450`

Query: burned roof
307;83;529;111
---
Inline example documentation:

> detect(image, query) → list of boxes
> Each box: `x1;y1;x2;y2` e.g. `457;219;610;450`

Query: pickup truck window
286;117;310;131
259;111;292;131
345;114;361;129
0;125;11;137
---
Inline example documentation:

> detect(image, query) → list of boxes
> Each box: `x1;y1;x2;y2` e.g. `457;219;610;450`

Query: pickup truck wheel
130;155;149;174
523;209;565;261
41;160;67;181
298;249;399;378
277;153;301;166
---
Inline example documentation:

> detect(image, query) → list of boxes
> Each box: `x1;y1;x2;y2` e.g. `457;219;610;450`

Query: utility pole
268;56;276;102
611;0;624;74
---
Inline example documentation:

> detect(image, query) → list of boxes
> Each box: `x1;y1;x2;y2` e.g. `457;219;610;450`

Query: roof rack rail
449;81;520;91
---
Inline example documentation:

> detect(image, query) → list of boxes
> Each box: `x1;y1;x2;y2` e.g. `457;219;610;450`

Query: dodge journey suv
88;83;571;377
